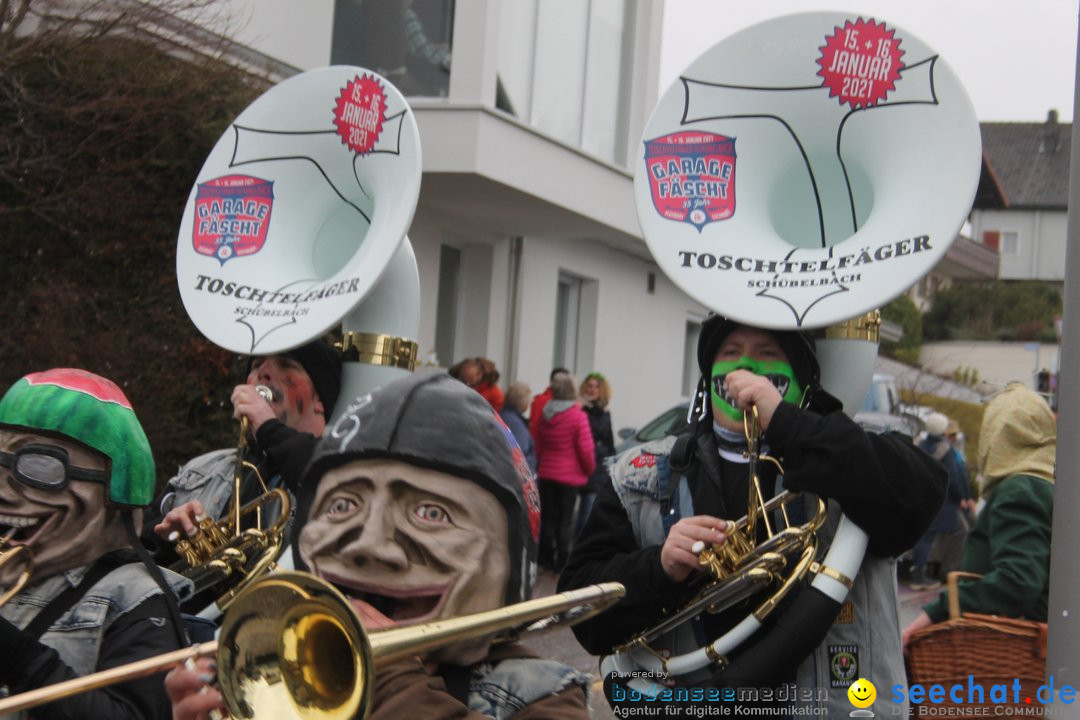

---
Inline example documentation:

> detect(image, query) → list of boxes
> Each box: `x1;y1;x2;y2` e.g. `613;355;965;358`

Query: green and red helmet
0;369;155;506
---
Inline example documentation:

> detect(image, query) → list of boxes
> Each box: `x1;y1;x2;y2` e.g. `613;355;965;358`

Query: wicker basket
905;572;1047;716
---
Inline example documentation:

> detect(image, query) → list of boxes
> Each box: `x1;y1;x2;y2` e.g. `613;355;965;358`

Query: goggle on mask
711;358;804;423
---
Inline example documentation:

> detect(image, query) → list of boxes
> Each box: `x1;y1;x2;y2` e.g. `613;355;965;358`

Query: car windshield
637;406;689;442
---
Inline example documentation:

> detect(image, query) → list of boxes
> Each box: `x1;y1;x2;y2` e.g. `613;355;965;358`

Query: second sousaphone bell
608;10;981;689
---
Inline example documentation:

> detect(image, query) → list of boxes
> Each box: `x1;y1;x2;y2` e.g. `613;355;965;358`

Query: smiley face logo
848;678;876;708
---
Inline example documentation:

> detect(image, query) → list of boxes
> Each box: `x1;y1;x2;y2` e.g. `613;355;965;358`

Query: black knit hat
285;340;342;419
291;373;540;604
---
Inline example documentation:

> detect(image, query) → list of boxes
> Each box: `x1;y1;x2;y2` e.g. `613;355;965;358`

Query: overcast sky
660;0;1078;123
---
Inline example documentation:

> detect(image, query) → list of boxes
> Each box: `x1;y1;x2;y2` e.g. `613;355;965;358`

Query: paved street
522;568;942;719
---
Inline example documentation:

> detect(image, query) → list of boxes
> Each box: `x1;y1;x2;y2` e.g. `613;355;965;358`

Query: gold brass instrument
169;385;292;610
171;488;291;610
614;408;828;667
0;571;626;718
0;528;32;607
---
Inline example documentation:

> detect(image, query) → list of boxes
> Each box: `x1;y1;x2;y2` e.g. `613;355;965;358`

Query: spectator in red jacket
473;357;505;412
448;357;504;412
535;371;595;571
529;366;569;444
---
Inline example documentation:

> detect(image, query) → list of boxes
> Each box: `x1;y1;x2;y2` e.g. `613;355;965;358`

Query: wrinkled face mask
711;358;804;423
299;458;510;665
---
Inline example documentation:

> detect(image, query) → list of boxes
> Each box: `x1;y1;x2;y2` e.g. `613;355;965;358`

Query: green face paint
710;357;804;422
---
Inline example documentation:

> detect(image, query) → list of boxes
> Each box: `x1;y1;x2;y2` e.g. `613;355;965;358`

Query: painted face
0;430;127;588
710;327;803;425
582;378;601;400
298;459;510;664
459;363;482;388
247;355;325;435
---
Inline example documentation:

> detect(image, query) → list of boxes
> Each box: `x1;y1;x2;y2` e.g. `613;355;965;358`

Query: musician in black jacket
559;316;945;716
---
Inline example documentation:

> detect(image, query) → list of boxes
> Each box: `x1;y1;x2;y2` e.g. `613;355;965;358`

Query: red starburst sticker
817;18;904;109
332;74;386;155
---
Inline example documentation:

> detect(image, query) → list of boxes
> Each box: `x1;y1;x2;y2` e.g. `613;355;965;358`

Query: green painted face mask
710;358;804;423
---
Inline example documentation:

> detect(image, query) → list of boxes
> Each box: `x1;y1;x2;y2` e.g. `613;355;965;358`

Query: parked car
855;373;925;437
614;402;689;454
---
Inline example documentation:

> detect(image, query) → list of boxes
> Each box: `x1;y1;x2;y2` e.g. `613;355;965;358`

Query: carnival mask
298;458;510;665
710;357;804;423
0;430;127;587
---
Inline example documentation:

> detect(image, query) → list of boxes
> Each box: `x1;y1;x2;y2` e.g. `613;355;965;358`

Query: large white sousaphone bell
177;66;423;419
606;11;981;693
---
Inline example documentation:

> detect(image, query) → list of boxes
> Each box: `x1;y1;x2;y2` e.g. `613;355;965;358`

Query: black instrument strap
24;554;124;640
438;663;473;706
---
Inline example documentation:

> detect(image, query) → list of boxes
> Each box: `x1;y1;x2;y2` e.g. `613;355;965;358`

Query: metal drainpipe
1046;12;1080;706
506;236;525;383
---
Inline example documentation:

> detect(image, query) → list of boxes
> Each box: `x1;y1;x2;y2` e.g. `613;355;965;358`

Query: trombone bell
219;573;371;719
220;573;626;718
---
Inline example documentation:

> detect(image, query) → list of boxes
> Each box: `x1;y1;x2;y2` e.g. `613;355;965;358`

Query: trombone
0;571;625;718
0;528;32;607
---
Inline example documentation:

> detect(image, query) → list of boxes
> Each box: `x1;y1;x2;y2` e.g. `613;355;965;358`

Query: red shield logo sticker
644;132;736;232
193;175;274;264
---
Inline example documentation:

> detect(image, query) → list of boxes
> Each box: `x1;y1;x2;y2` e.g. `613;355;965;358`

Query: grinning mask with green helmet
0;369;155;586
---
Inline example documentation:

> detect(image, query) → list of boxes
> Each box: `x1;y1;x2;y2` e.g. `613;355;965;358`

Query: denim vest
0;562;191;719
610;438;908;717
159;448;241;520
468;656;590;719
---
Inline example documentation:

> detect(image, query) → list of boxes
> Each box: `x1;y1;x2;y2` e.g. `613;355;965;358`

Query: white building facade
217;0;706;431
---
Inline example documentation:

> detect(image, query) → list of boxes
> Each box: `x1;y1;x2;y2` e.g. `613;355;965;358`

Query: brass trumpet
0;528;32;607
169;385;290;610
0;571;626;718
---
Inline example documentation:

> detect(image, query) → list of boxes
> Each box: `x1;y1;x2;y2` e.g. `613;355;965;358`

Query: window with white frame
330;0;454;98
553;273;582;374
434;245;462;367
497;0;632;165
1001;231;1020;255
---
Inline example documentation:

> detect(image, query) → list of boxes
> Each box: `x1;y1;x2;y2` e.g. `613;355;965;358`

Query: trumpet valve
240;527;269;547
219;547;247;573
174;539;201;568
696;545;726;578
696;539;746;580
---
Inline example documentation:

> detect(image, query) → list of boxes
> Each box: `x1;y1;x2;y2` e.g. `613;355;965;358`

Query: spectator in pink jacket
535;371;595;571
